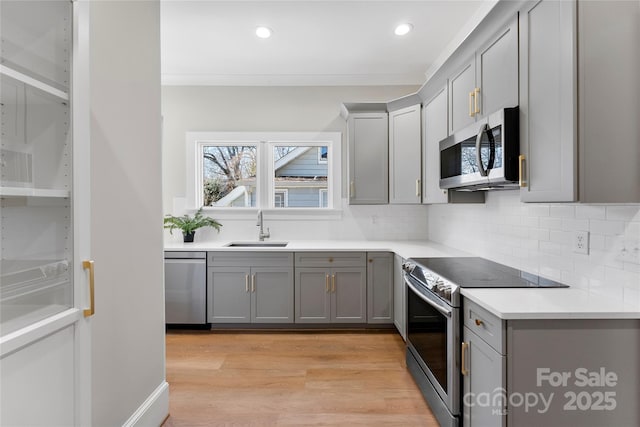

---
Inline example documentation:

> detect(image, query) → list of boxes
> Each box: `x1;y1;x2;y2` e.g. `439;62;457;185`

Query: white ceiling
161;0;494;86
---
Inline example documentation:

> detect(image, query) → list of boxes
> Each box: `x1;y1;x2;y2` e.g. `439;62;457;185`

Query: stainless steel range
402;257;568;427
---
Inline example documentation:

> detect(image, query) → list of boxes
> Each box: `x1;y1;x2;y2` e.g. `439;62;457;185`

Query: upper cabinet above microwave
448;17;518;135
519;0;640;203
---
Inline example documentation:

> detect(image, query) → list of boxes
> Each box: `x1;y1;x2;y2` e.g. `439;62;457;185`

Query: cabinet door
393;255;406;340
519;0;577;202
422;86;449;204
208;267;251;323
348;113;389;204
448;59;476;134
251;267;294;323
389;104;422;204
331;267;366;323
462;327;507;427
295;268;331;323
476;17;519;117
366;253;393;324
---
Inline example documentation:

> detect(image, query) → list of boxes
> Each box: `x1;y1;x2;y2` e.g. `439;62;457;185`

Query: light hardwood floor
163;330;438;427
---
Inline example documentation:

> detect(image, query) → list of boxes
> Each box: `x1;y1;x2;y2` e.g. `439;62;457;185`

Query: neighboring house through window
185;132;341;212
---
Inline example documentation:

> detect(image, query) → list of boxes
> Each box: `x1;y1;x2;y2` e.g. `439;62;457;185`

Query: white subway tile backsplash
606;206;640;222
590;219;625;236
576;205;606;220
427;191;640;306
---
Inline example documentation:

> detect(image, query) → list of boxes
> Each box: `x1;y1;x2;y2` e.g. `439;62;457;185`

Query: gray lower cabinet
294;252;366;324
462;326;506;427
393;254;406;340
366;252;393;324
207;252;293;324
463;297;640;426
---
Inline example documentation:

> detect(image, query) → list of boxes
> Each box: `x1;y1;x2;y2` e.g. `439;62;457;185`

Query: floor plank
163;331;438;427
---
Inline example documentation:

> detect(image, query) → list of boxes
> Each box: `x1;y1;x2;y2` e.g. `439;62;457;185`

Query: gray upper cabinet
346;111;389;204
448;16;518;135
208;252;293;324
366;252;393;324
422;86;449;204
295;252;366;324
519;0;640;203
448;60;477;135
389;104;422;204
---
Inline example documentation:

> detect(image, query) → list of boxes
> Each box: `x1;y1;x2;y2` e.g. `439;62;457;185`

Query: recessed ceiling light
256;26;272;39
394;23;413;36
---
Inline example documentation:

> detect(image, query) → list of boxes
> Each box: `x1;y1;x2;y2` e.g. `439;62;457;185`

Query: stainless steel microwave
439;107;519;191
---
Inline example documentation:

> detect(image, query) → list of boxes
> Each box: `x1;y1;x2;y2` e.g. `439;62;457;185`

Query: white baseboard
122;381;169;427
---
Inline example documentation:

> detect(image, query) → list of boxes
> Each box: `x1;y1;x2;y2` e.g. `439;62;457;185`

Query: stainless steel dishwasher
164;251;207;324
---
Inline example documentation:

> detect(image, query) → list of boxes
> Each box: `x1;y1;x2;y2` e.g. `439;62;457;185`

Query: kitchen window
186;132;341;213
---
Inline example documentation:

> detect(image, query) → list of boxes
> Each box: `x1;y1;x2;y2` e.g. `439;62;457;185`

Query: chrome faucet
257;210;270;241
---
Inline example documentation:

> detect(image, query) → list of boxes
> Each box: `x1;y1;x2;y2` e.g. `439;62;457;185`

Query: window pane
273;146;328;208
203;145;257;207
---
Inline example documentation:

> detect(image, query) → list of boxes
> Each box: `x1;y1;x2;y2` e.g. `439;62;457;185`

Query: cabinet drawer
294;252;366;268
208;252;293;267
463;299;505;354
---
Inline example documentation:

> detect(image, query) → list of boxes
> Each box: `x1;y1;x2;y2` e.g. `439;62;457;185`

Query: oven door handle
405;277;452;318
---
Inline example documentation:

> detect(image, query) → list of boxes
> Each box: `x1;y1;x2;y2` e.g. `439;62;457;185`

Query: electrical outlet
616;239;640;264
573;231;590;254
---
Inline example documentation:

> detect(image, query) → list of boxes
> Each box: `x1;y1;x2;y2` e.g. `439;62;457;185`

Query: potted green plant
164;208;222;242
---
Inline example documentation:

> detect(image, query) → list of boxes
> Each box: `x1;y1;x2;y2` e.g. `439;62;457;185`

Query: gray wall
162;85;418;213
90;1;167;425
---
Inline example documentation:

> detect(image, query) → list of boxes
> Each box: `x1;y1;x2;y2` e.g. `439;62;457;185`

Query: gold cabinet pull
245;274;250;292
252;274;256;292
474;87;480;114
326;274;330;292
82;260;95;317
469;91;474;117
518;154;527;188
475;318;484;327
461;342;469;375
331;274;336;293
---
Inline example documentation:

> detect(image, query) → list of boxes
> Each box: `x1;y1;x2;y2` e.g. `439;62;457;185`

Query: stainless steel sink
225;242;289;248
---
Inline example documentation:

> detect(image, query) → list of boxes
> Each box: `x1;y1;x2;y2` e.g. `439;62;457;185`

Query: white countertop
461;288;640;320
165;239;640;320
164;239;471;260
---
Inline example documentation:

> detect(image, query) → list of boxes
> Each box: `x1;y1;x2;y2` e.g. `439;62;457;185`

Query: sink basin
225;242;289;248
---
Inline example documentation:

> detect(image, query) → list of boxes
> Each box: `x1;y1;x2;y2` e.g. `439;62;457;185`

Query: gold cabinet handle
475;318;484;327
251;274;256;293
469;91;474;117
415;179;421;197
461;342;469;376
519;154;527;188
245;274;250;292
82;260;95;317
331;274;336;293
474;87;480;114
326;274;330;292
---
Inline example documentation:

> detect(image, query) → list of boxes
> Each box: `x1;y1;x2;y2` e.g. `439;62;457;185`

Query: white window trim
186;131;342;219
319;188;328;208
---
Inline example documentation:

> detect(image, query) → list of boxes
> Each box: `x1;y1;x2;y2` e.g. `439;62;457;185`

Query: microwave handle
475;123;496;177
475;124;488;177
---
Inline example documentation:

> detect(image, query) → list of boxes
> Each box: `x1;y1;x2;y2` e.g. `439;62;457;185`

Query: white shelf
0;187;70;198
0;65;69;102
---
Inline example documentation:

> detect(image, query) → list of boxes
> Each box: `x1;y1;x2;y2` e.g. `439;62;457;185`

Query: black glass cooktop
409;257;569;288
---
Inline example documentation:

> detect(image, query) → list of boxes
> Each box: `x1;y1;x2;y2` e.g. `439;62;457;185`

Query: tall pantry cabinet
0;1;92;425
